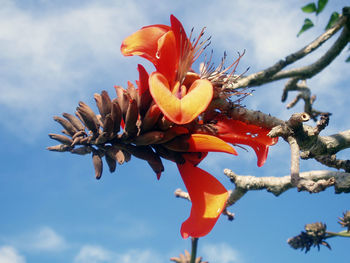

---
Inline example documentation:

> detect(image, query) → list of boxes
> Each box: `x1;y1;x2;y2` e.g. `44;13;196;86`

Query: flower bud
62;112;85;131
111;101;122;134
124;98;138;137
53;116;77;136
115;150;126;164
114;86;129;117
102;114;114;135
92;150;103;179
133;131;165;145
338;211;350;232
94;93;103;118
122;145;164;177
140;103;161;132
47;144;72;152
71;146;92;155
49;133;73;145
105;154;117;173
101;90;112;118
127;81;138;101
121;149;131;163
76;101;100;134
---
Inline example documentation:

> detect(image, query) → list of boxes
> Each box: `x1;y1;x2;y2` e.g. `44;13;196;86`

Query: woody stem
190;237;199;263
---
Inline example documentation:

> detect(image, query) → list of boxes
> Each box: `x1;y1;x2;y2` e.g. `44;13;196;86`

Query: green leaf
297;18;314;37
325;12;340;30
316;0;328;15
346;55;350;63
301;3;317;13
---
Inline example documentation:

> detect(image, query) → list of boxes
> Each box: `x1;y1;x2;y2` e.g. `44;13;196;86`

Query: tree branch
224;11;349;90
224;169;350;198
270;23;350;81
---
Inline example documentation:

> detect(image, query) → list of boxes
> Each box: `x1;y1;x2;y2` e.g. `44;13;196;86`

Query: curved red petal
181;152;208;166
136;64;152;117
187;134;237;155
170;15;190;59
215;116;278;166
121;25;170;65
177;161;228;238
156;30;178;85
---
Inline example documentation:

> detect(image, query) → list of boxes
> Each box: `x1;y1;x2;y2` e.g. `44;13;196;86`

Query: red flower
121;15;213;125
49;15;279;240
120;15;277;238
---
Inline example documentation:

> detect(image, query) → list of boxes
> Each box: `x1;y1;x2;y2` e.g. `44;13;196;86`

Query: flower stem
326;230;350;238
190;238;199;263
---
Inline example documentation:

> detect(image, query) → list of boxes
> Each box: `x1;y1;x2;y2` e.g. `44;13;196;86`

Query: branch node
313;113;331;135
287;113;310;128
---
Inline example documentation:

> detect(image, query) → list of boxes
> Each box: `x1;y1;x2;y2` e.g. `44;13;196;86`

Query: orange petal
215;116;278;167
187;134;237;155
149;72;213;124
121;25;170;64
177;161;229;238
156;30;178;85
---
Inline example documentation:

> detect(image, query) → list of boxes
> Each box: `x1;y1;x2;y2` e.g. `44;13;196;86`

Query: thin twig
315;155;350;172
269;23;350;81
288;136;300;186
225;14;348;90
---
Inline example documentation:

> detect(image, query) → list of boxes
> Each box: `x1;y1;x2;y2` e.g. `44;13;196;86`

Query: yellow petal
149;72;213;124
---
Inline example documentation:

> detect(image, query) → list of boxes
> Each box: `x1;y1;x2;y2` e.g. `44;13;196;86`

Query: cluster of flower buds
48;85;202;179
287;222;331;253
338;210;350;232
170;249;207;263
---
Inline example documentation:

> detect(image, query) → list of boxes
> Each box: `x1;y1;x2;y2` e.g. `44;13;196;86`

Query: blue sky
0;0;349;262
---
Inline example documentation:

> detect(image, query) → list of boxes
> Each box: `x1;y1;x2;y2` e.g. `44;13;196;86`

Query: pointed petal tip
177;161;229;238
180;229;189;239
188;134;238;156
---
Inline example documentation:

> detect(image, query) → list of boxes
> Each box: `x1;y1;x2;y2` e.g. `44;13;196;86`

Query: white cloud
74;245;112;263
200;243;241;263
74;245;162;263
189;0;302;66
0;0;147;141
0;0;347;142
115;249;162;263
5;226;67;253
28;226;66;252
118;221;154;240
0;246;26;263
